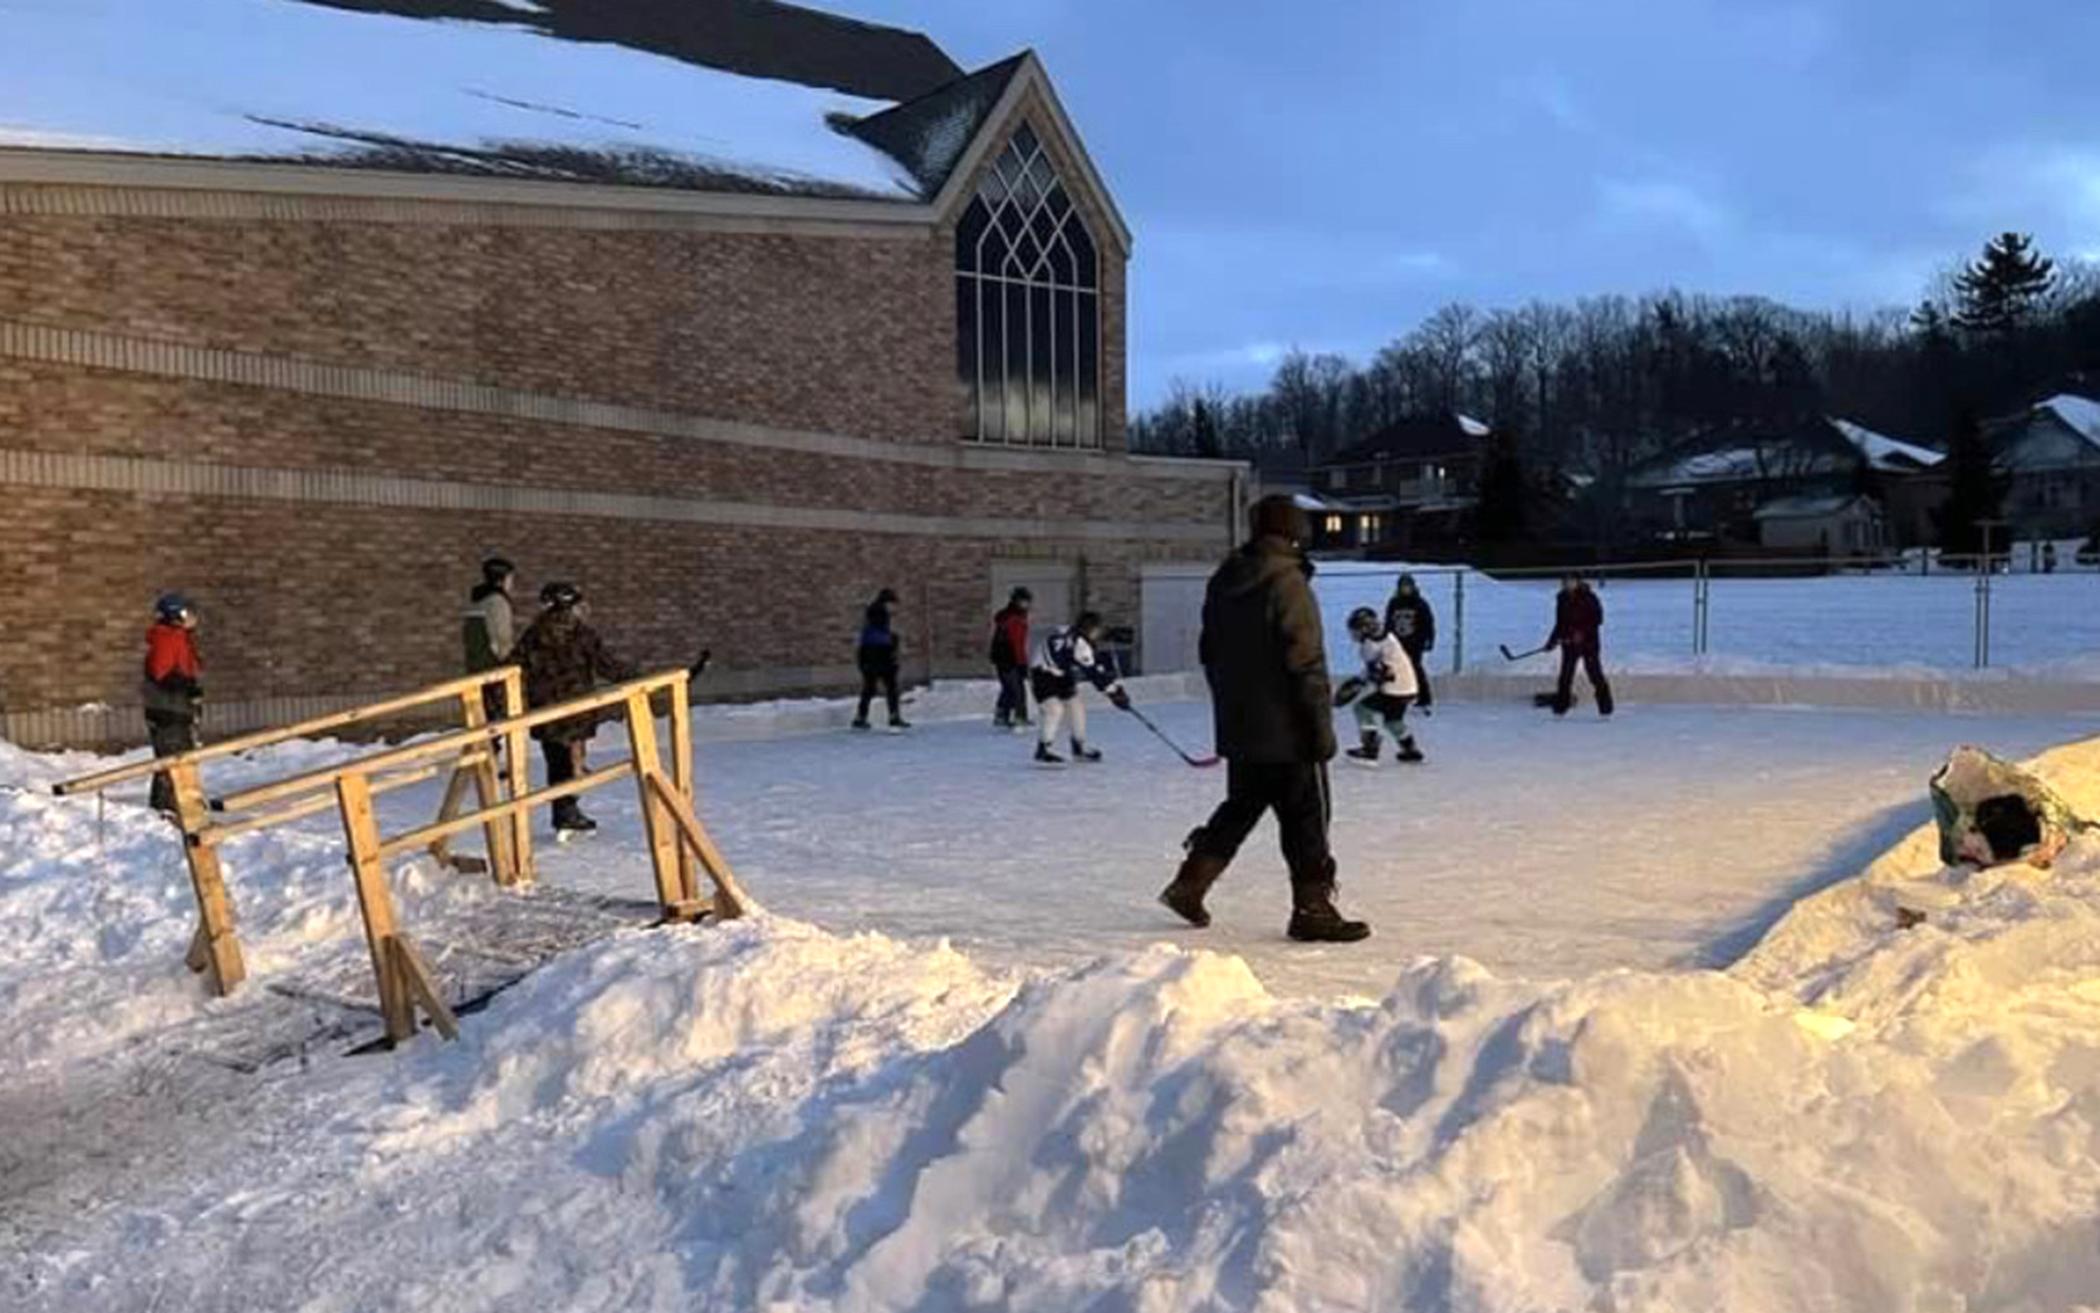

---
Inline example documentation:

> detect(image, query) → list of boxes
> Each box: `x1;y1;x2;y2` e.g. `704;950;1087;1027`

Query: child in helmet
1030;610;1129;765
142;592;204;816
1338;606;1423;765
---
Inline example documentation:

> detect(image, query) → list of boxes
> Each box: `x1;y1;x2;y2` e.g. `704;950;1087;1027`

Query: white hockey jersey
1359;632;1418;699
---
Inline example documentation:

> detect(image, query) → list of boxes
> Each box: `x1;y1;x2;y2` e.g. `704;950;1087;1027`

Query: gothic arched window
955;122;1100;447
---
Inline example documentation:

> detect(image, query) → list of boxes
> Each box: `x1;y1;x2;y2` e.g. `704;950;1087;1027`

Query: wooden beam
459;690;515;886
192;752;493;848
375;761;632;860
624;692;686;916
501;668;533;888
51;669;518;796
387;934;460;1042
335;773;413;1043
668;671;699;905
170;761;246;994
644;768;749;920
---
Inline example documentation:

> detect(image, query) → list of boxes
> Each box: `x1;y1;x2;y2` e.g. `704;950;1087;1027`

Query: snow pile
14;733;2100;1308
0;0;919;198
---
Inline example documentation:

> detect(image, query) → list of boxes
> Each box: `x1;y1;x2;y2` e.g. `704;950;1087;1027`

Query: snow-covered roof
1828;418;1943;471
1752;493;1876;521
0;0;928;199
2040;394;2100;447
1456;414;1492;438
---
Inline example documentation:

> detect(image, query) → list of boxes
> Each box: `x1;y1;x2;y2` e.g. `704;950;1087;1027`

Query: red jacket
142;622;202;717
1550;587;1604;651
989;605;1030;669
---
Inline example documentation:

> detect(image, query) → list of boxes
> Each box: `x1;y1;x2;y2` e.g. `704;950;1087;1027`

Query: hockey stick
1498;643;1553;662
1120;703;1221;769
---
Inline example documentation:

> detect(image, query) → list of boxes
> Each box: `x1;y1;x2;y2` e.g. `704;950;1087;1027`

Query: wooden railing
52;668;747;1044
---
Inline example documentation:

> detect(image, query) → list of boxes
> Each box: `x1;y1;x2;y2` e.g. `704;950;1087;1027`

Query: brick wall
0;165;1232;746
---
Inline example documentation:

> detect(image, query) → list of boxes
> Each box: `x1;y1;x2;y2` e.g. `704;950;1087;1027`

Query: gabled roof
1325;413;1493;465
1629;416;1936;489
2039;394;2100;447
1828;419;1943;472
0;0;1001;200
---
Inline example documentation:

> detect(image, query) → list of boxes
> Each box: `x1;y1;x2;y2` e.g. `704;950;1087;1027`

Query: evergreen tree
1474;431;1530;548
1190;397;1221;459
1935;408;2008;560
1954;232;2056;336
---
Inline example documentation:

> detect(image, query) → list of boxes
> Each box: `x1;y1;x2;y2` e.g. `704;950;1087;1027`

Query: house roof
2040;394;2100;447
0;0;1001;200
1752;493;1878;521
1326;413;1493;465
1828;418;1943;472
1629;416;1936;489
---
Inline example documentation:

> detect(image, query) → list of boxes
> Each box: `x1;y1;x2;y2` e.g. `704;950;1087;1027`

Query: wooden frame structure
51;668;746;1045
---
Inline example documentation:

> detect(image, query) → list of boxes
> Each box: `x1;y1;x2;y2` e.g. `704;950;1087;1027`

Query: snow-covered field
9;690;2100;1309
1315;562;2100;676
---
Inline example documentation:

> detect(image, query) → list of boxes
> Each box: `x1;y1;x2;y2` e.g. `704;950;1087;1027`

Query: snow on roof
1456;414;1492;438
1828;418;1943;471
0;0;922;199
1752;493;1874;520
2040;394;2100;446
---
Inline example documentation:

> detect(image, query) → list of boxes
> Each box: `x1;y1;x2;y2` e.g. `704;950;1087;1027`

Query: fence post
335;772;415;1043
502;668;533;887
170;761;246;996
1451;570;1466;675
668;670;699;905
622;689;688;917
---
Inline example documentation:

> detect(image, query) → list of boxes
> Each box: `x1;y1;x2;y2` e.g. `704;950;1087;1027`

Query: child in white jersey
1338;606;1423;765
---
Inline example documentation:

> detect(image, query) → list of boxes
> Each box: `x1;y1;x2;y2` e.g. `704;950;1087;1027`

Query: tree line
1133;235;2100;493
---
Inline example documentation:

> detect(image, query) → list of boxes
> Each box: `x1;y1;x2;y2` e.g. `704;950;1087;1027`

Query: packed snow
0;0;920;198
9;685;2100;1308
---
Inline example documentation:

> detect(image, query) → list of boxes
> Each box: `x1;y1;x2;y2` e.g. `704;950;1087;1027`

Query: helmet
154;592;195;623
1347;606;1382;640
539;580;583;609
1010;586;1033;604
1074;610;1104;636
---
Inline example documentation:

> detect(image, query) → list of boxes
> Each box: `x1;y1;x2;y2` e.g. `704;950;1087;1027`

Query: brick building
0;1;1242;746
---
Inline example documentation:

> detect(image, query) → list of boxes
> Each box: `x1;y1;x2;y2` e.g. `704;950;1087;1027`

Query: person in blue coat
852;588;910;731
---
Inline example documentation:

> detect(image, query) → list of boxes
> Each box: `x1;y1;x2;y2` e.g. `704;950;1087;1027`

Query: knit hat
1249;494;1311;545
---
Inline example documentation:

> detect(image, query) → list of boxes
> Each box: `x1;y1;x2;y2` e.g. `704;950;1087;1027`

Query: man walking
462;555;517;721
989;586;1033;731
852;587;909;732
1547;573;1614;717
1158;495;1370;943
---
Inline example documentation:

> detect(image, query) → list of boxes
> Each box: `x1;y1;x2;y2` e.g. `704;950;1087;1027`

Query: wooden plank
668;671;699;904
387;934;460;1041
376;762;632;859
502;668;534;888
624;692;686;915
51;669;516;795
216;670;685;813
457;689;516;885
170;761;246;994
193;753;491;849
644;768;750;920
335;773;413;1043
424;766;473;867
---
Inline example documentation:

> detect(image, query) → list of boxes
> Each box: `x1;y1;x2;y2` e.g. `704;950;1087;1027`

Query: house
1752;494;1886;554
1304;413;1492;554
0;0;1242;746
1624;416;1941;549
1989;394;2100;540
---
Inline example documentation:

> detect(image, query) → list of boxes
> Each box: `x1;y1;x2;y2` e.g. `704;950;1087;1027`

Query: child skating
1337;606;1423;765
1030;610;1129;765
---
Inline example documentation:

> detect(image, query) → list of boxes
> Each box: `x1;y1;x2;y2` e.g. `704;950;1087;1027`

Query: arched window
955;122;1100;447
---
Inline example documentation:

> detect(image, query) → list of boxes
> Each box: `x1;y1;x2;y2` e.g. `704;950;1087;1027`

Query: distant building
1624;417;1942;551
1302;413;1492;555
1988;394;2100;540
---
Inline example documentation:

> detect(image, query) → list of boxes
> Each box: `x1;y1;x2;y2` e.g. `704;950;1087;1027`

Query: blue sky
846;0;2100;407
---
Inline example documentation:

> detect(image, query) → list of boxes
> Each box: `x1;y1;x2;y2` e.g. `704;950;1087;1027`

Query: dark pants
540;736;585;826
1554;643;1614;715
1401;642;1433;709
1189;761;1334;884
857;652;901;723
994;665;1030;723
145;712;198;816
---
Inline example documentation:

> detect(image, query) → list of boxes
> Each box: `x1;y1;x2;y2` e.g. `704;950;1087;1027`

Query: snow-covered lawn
8;699;2100;1309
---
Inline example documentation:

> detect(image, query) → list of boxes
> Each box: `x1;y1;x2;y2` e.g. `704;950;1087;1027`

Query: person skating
461;555;517;722
1030;611;1129;765
989;586;1034;731
511;581;637;836
1383;572;1436;713
852;588;909;732
1547;573;1614;717
1158;495;1370;943
141;593;204;817
1338;606;1423;765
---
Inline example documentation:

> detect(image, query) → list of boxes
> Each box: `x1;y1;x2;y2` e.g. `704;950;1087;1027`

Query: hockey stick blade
1122;704;1221;768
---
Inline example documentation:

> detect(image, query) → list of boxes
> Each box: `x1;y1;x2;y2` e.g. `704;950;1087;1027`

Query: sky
842;0;2100;408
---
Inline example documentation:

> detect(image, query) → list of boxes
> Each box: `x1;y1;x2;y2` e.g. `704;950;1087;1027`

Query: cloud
1946;145;2100;251
1594;178;1733;243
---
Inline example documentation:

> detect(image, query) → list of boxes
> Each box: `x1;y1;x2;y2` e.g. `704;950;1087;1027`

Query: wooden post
622;691;687;917
645;769;750;921
387;936;459;1041
335;772;415;1043
456;689;514;884
426;767;475;869
169;761;246;995
502;668;533;887
668;670;699;904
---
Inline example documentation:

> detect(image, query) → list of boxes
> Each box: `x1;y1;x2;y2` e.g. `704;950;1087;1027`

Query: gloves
1108;687;1132;712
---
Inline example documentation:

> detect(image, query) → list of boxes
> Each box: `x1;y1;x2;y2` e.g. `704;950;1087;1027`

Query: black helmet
154;592;195;623
481;556;516;586
1074;609;1104;636
1347;606;1382;639
540;580;583;609
1010;586;1033;604
875;587;900;607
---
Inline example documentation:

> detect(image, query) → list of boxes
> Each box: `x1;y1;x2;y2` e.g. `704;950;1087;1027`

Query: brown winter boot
1287;862;1371;943
1160;841;1228;928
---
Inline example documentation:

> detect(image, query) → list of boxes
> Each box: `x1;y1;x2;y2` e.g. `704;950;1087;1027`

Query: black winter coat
1200;536;1337;764
512;609;638;742
1384;593;1436;654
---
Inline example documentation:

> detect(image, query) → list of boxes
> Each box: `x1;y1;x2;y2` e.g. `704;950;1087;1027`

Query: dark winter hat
1396;573;1418;593
1074;610;1104;635
875;588;900;606
481;556;516;584
1010;586;1033;604
1249;494;1311;545
540;580;583;609
154;592;194;622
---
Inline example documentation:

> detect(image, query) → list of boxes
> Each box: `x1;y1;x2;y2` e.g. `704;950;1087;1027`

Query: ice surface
0;0;919;198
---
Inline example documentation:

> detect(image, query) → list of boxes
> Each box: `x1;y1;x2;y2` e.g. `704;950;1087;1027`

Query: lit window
1324;515;1344;535
956;122;1101;448
1362;514;1384;539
